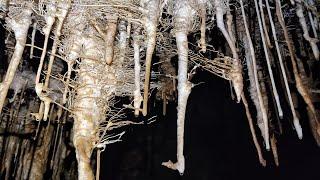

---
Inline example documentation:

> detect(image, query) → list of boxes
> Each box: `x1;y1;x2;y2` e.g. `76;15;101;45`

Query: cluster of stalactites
0;0;320;179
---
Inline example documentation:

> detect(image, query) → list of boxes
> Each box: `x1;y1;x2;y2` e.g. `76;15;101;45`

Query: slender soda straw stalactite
254;0;283;122
265;0;302;139
133;26;143;116
240;0;270;149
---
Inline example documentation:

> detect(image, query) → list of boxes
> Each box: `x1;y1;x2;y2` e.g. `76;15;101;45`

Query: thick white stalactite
73;36;101;180
162;0;194;175
175;31;192;174
141;0;161;116
0;4;32;114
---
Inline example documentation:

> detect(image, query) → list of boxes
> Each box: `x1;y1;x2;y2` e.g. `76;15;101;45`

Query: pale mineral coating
162;0;195;175
0;4;32;114
133;27;143;116
73;37;104;180
142;0;161;116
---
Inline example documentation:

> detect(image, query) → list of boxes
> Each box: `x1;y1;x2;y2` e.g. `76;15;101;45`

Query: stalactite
30;21;37;59
241;93;266;166
295;1;319;60
199;0;207;52
240;0;270;149
270;134;279;166
73;36;101;180
162;0;195;175
33;2;57;121
214;0;243;103
244;38;268;162
0;3;32;114
254;0;283;121
295;57;320;146
40;1;70;122
44;0;70;89
133;25;143;116
142;0;161;116
276;0;313;140
104;16;118;65
118;20;127;65
0;1;319;179
265;0;302;139
258;0;272;48
29;108;55;180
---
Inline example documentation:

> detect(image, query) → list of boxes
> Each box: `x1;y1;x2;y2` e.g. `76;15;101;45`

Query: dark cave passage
100;71;320;180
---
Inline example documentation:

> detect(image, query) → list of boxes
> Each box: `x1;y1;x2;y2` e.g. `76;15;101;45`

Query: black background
100;70;320;180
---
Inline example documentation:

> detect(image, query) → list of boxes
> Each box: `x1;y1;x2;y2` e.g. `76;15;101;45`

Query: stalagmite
0;3;32;114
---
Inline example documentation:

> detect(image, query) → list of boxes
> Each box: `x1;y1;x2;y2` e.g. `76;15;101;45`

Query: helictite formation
0;0;319;179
